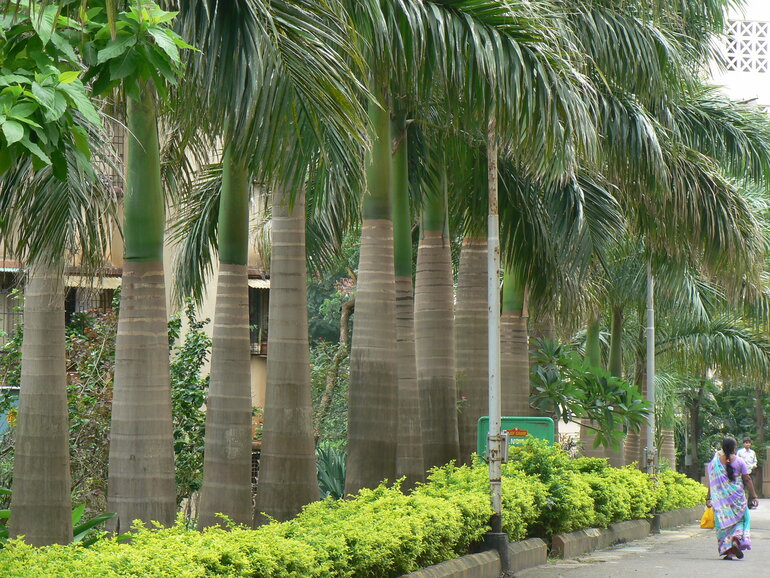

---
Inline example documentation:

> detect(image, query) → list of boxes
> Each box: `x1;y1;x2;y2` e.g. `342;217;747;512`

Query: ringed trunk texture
255;187;318;523
10;262;72;546
108;261;175;532
501;267;530;417
395;275;425;487
455;238;488;463
346;219;398;494
660;429;676;469
415;230;459;470
391;111;423;487
501;311;531;416
529;310;558;435
198;264;252;528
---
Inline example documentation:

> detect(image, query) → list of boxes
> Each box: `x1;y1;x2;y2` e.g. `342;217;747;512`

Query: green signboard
476;416;555;457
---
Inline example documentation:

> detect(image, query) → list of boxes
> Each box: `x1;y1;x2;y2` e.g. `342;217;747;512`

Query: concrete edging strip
402;505;700;577
552;504;705;558
402;537;546;578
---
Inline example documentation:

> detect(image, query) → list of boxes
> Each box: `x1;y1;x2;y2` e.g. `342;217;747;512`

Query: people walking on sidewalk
706;436;760;560
737;436;758;487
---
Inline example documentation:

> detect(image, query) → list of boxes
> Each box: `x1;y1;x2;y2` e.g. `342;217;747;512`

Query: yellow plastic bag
700;506;715;529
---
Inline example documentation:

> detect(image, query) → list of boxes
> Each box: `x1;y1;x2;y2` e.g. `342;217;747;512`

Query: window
249;286;269;355
0;272;23;347
64;287;116;325
725;20;770;73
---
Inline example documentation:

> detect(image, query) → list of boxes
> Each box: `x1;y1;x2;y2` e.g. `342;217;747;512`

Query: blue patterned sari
707;453;751;557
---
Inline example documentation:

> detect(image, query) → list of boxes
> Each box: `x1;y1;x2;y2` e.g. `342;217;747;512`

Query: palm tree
0;5;115;545
345;91;399;494
391;109;424;487
169;0;368;521
346;0;595;485
501;264;531;417
77;3;193;531
415;153;459;469
196;150;253;529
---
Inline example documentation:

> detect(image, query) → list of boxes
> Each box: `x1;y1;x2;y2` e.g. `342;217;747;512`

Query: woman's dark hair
723;436;738;481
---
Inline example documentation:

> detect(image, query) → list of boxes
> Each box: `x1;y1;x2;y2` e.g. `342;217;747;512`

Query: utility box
477;416;555;457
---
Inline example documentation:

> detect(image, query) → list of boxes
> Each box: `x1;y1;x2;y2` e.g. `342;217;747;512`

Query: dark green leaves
0;5;100;179
82;2;193;100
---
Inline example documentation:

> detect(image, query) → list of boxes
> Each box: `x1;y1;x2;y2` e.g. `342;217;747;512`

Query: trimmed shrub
0;439;710;576
654;469;707;512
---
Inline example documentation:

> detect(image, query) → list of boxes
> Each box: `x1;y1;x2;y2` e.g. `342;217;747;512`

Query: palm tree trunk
529;309;558;435
501;264;531;416
391;111;423;488
415;170;459;470
624;308;647;468
199;149;252;529
255;185;318;523
455;237;488;464
609;307;623;378
584;316;601;368
346;95;398;494
108;86;175;533
9;260;72;546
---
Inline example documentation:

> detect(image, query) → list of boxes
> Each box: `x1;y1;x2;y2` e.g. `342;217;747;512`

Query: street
517;499;770;577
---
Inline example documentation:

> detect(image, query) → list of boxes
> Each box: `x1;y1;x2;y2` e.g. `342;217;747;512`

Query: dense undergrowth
0;439;706;577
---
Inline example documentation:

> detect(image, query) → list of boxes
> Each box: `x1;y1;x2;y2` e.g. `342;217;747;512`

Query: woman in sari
706;436;759;560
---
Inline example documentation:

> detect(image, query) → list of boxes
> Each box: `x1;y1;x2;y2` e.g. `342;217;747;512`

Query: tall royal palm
0;5;115;545
79;3;192;531
171;0;367;521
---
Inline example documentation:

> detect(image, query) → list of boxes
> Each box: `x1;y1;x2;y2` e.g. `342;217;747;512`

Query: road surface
517;499;770;577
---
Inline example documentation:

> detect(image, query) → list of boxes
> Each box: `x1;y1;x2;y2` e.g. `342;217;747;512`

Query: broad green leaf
109;49;139;81
31;82;56;109
44;91;68;122
20;137;51;165
31;5;58;46
0;74;31;87
97;34;138;64
148;27;180;63
71;504;86;525
9;102;38;120
59;82;101;126
71;125;91;161
58;71;80;84
73;512;116;543
51;32;79;63
2;120;24;145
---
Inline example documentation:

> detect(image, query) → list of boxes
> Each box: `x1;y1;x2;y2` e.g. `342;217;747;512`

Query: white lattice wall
725;20;770;73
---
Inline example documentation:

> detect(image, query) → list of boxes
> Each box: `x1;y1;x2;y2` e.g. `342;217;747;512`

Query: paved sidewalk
516;499;769;577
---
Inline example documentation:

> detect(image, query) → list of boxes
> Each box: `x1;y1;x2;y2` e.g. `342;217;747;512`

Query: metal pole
487;115;504;541
645;262;656;475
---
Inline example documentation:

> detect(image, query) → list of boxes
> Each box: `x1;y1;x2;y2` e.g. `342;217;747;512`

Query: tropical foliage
0;439;705;576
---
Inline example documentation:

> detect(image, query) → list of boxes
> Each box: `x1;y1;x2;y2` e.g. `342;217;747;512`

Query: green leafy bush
0;439;711;576
654;469;707;512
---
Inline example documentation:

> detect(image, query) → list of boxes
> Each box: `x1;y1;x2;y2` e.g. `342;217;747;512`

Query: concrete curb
656;504;703;529
551;504;705;558
403;505;700;577
401;550;500;578
551;519;652;558
402;537;547;578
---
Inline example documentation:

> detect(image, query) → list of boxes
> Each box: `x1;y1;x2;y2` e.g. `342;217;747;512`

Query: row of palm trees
4;0;770;548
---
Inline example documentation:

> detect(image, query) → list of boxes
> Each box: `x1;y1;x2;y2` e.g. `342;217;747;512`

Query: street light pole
485;113;509;573
645;261;656;475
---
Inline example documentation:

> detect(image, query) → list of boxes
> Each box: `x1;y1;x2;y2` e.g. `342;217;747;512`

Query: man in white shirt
737;437;758;487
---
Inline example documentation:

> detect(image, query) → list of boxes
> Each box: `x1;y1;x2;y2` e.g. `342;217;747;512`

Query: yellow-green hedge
0;439;708;577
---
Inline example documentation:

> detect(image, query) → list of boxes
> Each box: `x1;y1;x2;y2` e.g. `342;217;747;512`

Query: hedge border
403;504;703;577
